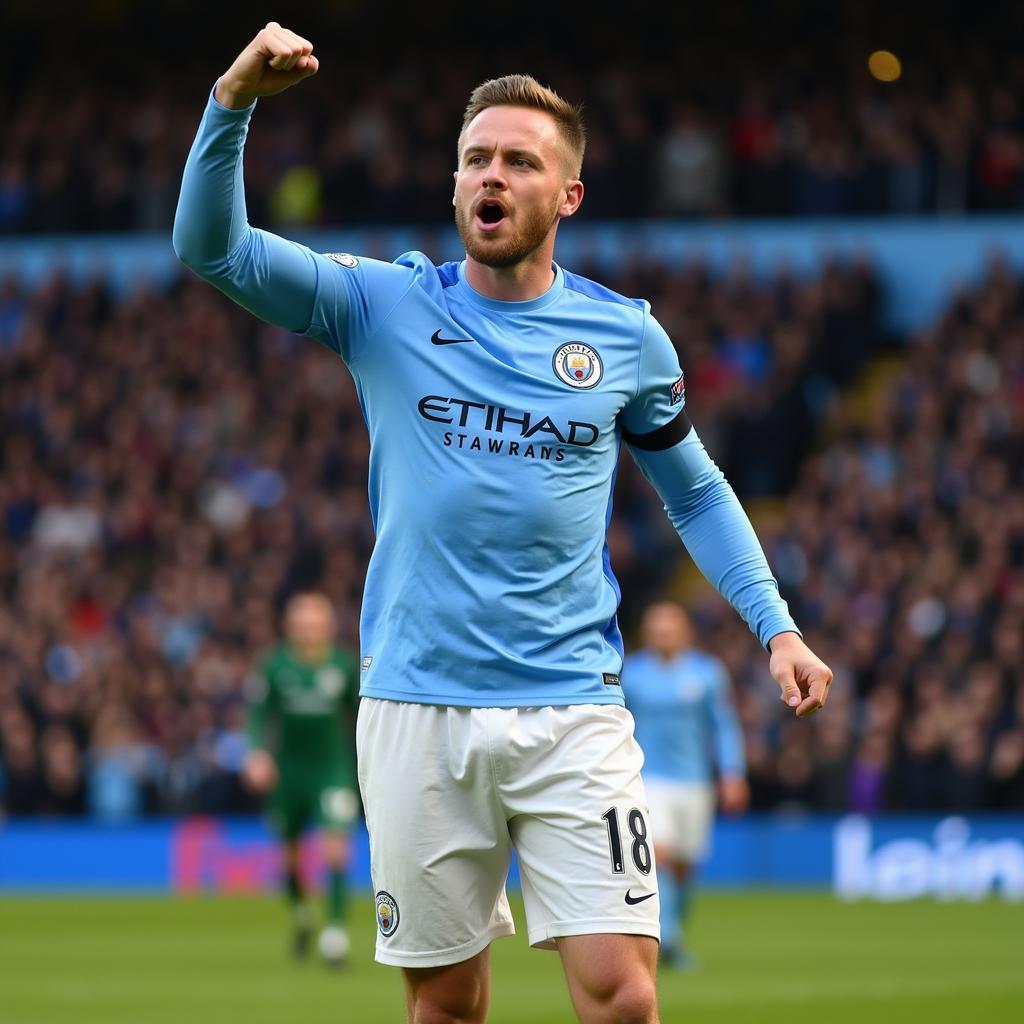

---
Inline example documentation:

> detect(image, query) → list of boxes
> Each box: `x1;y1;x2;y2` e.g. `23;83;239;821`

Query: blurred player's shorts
643;780;715;862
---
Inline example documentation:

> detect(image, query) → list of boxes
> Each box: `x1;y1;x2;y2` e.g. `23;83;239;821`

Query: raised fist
215;22;319;109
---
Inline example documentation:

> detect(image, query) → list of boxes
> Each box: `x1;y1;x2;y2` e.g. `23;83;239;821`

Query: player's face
642;604;692;657
285;596;335;649
454;106;581;268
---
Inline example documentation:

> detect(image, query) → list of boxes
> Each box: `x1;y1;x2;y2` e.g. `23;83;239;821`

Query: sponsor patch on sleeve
670;371;685;406
603;673;621;686
324;252;359;268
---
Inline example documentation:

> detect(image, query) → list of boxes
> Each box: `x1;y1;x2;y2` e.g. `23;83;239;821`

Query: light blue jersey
173;88;800;708
624;649;745;783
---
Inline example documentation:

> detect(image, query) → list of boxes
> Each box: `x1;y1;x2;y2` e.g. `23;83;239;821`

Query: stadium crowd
691;258;1024;812
2;245;1023;819
0;250;888;819
2;9;1024;233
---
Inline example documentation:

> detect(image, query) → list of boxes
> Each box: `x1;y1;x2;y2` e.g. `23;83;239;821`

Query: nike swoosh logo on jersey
431;330;473;345
624;890;657;905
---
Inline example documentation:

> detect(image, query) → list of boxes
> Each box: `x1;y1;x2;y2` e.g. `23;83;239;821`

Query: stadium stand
1;251;1021;817
2;6;1023;232
689;258;1024;812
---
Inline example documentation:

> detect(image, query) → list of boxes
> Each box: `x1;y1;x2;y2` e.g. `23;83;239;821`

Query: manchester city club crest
375;890;400;937
552;342;603;389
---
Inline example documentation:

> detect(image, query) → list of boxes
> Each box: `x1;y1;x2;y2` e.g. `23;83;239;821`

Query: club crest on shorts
552;342;603;389
375;890;400;937
324;252;358;268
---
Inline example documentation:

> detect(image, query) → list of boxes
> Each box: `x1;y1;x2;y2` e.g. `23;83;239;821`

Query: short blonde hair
459;74;586;177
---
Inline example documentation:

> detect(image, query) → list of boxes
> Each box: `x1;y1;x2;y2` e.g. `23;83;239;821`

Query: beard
455;193;561;269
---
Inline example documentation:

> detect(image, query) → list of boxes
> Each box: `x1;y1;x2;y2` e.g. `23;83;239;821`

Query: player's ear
558;179;584;220
452;170;458;206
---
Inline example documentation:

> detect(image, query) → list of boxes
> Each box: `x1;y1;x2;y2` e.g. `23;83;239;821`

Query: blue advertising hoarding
2;815;1022;900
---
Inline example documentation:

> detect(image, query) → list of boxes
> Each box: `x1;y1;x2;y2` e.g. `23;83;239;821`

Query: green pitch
0;892;1020;1023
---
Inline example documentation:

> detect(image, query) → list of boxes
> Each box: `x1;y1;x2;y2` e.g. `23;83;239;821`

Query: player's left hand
768;631;833;718
717;775;750;815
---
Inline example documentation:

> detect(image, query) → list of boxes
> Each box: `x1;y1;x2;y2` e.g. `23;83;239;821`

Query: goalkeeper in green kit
244;592;359;966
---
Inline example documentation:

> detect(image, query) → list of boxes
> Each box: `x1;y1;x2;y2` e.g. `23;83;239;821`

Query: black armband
622;410;692;452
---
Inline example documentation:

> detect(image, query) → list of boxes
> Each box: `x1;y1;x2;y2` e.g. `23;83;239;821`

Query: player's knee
611;977;658;1023
588;976;658;1024
410;997;486;1024
408;978;488;1024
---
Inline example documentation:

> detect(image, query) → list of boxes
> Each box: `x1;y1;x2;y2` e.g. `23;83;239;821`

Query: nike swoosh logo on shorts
431;330;473;345
624;890;656;905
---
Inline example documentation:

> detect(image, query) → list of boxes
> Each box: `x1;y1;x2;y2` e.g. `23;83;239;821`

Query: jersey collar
455;260;565;313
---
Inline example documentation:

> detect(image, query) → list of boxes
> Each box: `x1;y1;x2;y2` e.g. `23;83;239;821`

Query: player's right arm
172;24;325;332
173;23;409;365
243;662;279;793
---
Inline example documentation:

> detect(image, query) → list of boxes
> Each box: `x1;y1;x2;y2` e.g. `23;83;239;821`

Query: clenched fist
215;22;319;109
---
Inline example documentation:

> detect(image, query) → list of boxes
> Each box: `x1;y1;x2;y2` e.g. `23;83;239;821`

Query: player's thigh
315;781;359;860
670;783;716;863
269;782;313;843
403;945;492;1024
313;778;358;843
357;698;515;966
558;933;659;1023
506;705;660;948
643;780;687;863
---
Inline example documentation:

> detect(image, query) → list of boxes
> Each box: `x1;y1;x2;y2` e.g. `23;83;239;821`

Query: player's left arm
706;662;749;813
620;313;833;718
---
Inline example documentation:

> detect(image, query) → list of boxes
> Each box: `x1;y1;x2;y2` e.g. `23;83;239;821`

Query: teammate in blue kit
173;22;833;1024
625;602;749;970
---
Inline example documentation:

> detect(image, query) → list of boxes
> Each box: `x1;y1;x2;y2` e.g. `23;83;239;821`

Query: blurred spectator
656;105;727;217
38;725;85;817
0;707;43;815
86;705;164;821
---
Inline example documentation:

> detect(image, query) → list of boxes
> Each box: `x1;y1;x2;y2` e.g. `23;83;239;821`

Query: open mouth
476;199;507;230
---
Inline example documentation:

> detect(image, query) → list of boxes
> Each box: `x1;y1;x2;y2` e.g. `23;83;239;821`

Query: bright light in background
868;49;902;82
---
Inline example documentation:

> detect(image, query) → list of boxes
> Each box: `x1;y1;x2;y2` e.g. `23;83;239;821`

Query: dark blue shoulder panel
435;262;460;288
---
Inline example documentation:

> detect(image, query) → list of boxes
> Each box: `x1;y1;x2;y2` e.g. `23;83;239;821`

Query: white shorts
356;699;660;968
644;780;715;863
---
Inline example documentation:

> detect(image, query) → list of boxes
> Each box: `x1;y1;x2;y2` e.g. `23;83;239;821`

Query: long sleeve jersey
173;88;799;708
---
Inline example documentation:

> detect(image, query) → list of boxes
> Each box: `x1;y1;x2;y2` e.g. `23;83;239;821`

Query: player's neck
464;247;556;303
291;642;331;665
